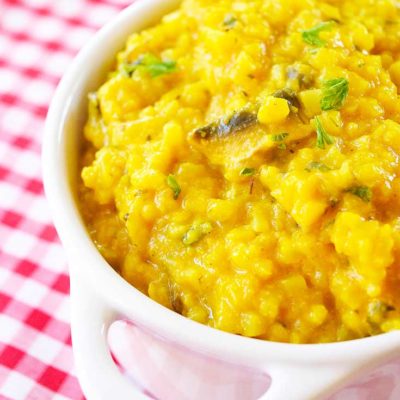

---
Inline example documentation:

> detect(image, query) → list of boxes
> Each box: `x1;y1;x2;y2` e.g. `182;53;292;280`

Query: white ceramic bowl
42;1;400;399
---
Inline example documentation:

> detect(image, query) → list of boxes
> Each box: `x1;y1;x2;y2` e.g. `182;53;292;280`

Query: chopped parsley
182;222;212;245
122;53;177;78
223;15;237;28
320;78;349;111
346;186;372;202
302;21;335;47
315;116;335;149
240;167;256;176
277;143;287;150
167;174;181;199
272;132;289;142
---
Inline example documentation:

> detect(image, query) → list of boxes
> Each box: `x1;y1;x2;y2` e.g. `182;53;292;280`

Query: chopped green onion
240;167;256;176
278;143;287;150
122;53;177;78
182;222;212;245
320;78;349;111
167;174;181;200
223;15;237;28
121;63;137;76
315;116;335;149
346;186;372;202
302;21;335;47
272;132;289;142
305;161;331;172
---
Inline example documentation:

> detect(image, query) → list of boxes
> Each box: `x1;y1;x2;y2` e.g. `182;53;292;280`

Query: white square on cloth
28;334;64;365
0;314;21;344
2;229;37;259
14;279;48;307
1;371;34;400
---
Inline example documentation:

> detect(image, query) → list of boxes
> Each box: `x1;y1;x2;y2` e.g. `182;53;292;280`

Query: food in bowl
79;0;400;344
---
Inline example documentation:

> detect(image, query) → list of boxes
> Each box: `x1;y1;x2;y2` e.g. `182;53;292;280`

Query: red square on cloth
0;293;12;312
51;274;70;295
1;211;23;229
14;260;37;277
37;366;68;392
25;309;51;331
24;179;43;195
0;346;25;369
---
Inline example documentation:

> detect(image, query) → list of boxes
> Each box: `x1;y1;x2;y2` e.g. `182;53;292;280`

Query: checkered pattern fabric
0;1;131;398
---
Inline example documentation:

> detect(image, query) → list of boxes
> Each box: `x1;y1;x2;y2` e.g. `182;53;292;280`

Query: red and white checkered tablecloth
0;1;131;398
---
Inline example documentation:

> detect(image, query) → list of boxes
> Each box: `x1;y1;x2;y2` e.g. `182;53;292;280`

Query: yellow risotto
79;0;400;343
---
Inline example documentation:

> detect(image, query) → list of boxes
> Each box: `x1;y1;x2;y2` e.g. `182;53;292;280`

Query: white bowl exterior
109;321;400;400
42;0;400;399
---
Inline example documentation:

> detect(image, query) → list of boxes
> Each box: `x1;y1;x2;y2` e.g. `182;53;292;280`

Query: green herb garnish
122;53;177;78
182;222;212;245
240;167;256;176
302;21;335;47
346;186;372;202
121;63;137;76
315;116;335;149
272;132;289;142
320;78;349;111
223;15;237;28
272;133;289;150
167;174;181;199
305;161;331;172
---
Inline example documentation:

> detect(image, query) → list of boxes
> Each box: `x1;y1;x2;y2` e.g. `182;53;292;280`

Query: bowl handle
70;276;150;400
257;362;362;400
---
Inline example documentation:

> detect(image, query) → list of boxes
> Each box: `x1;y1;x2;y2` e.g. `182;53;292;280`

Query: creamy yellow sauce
79;0;400;343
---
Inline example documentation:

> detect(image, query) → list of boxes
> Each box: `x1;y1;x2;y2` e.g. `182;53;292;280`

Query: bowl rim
42;0;400;368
